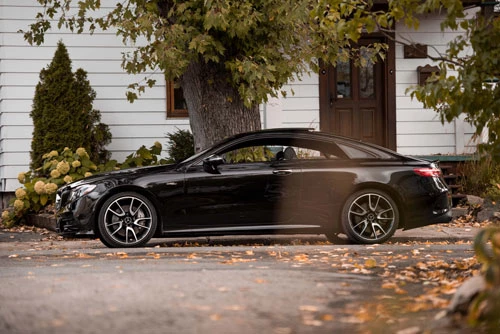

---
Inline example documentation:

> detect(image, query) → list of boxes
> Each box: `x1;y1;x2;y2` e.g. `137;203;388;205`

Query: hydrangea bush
1;143;166;227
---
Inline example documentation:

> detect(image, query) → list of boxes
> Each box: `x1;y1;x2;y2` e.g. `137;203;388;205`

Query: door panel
338;108;353;137
298;159;358;228
361;107;376;140
166;160;302;231
182;163;273;228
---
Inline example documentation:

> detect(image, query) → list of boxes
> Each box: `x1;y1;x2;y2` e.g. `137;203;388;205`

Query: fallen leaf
299;305;319;312
294;254;309;262
224;305;244;311
396;326;421;334
364;258;377;268
146;252;161;259
302;319;323;326
116;252;128;259
382;282;398;290
75;253;94;259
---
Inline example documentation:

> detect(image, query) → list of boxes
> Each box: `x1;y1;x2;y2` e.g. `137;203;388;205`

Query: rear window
337;143;376;159
337;142;397;160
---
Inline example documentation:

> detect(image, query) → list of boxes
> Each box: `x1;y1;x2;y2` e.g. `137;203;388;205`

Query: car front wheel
97;192;157;248
341;189;399;244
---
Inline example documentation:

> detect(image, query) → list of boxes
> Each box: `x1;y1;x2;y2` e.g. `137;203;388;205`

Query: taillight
413;167;442;177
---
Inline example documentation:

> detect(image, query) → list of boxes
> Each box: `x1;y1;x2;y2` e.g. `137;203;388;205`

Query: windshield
178;146;212;165
178;133;247;166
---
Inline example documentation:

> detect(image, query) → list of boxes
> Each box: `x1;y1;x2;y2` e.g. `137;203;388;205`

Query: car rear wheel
97;192;157;248
341;189;399;244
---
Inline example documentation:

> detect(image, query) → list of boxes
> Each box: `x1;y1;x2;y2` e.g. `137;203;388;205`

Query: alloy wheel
99;193;157;247
343;190;398;243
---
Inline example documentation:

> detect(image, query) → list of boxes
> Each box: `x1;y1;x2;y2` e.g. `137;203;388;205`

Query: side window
294;147;327;160
218;138;344;164
223;146;278;164
280;146;338;160
222;145;333;163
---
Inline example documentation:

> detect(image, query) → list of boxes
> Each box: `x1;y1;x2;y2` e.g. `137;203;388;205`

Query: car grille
55;188;71;210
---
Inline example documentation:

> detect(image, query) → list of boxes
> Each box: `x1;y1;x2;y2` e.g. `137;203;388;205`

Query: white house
0;0;485;203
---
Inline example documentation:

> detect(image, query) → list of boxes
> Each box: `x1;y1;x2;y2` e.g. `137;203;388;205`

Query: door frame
319;33;396;150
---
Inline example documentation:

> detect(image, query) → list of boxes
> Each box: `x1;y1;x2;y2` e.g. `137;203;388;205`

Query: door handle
273;169;292;176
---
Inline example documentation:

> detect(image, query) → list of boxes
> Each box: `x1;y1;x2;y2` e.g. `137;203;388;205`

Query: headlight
68;184;97;203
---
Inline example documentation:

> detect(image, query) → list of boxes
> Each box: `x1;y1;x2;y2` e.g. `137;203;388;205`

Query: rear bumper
426;207;453;224
403;191;452;230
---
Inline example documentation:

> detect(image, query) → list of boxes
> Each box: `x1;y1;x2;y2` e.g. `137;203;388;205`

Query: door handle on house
273;169;292;176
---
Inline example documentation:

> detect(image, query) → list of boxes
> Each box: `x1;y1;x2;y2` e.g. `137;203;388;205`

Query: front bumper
57;212;93;235
56;196;96;234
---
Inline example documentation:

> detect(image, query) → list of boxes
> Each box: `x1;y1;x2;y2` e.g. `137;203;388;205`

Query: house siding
394;11;479;156
0;0;190;192
0;1;479;193
272;74;320;129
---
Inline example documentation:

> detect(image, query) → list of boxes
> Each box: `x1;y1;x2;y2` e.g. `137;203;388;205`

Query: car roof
226;128;385;150
180;128;416;166
229;128;315;137
217;128;410;159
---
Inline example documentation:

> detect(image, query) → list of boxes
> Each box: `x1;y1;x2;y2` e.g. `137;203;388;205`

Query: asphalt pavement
0;223;483;334
0;222;483;248
1;205;487;246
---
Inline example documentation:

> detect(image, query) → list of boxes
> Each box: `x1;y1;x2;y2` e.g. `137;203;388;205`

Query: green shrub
166;129;194;163
1;143;166;228
458;156;500;201
30;41;111;171
121;141;168;168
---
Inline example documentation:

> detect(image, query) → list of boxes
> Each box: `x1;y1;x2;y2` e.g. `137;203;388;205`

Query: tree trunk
180;60;261;152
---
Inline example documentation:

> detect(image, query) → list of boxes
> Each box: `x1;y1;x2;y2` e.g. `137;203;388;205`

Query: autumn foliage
470;227;500;328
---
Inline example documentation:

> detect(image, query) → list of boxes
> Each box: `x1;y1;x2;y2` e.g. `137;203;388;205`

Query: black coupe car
56;128;451;248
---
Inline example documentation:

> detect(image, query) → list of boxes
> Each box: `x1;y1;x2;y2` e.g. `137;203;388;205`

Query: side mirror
202;155;224;174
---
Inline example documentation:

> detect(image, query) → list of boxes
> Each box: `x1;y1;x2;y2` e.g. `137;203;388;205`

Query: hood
62;163;179;189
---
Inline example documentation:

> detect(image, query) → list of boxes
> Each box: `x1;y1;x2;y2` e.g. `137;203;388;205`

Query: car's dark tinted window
222;145;278;163
336;142;397;160
222;145;336;164
217;137;345;163
337;143;376;159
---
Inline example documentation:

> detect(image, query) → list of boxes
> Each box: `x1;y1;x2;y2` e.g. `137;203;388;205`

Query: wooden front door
320;37;396;149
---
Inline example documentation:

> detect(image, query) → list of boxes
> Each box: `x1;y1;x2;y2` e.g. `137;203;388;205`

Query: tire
341;189;399;244
97;192;158;248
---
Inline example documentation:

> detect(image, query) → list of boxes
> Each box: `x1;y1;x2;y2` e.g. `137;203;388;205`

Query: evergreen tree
30;41;111;170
